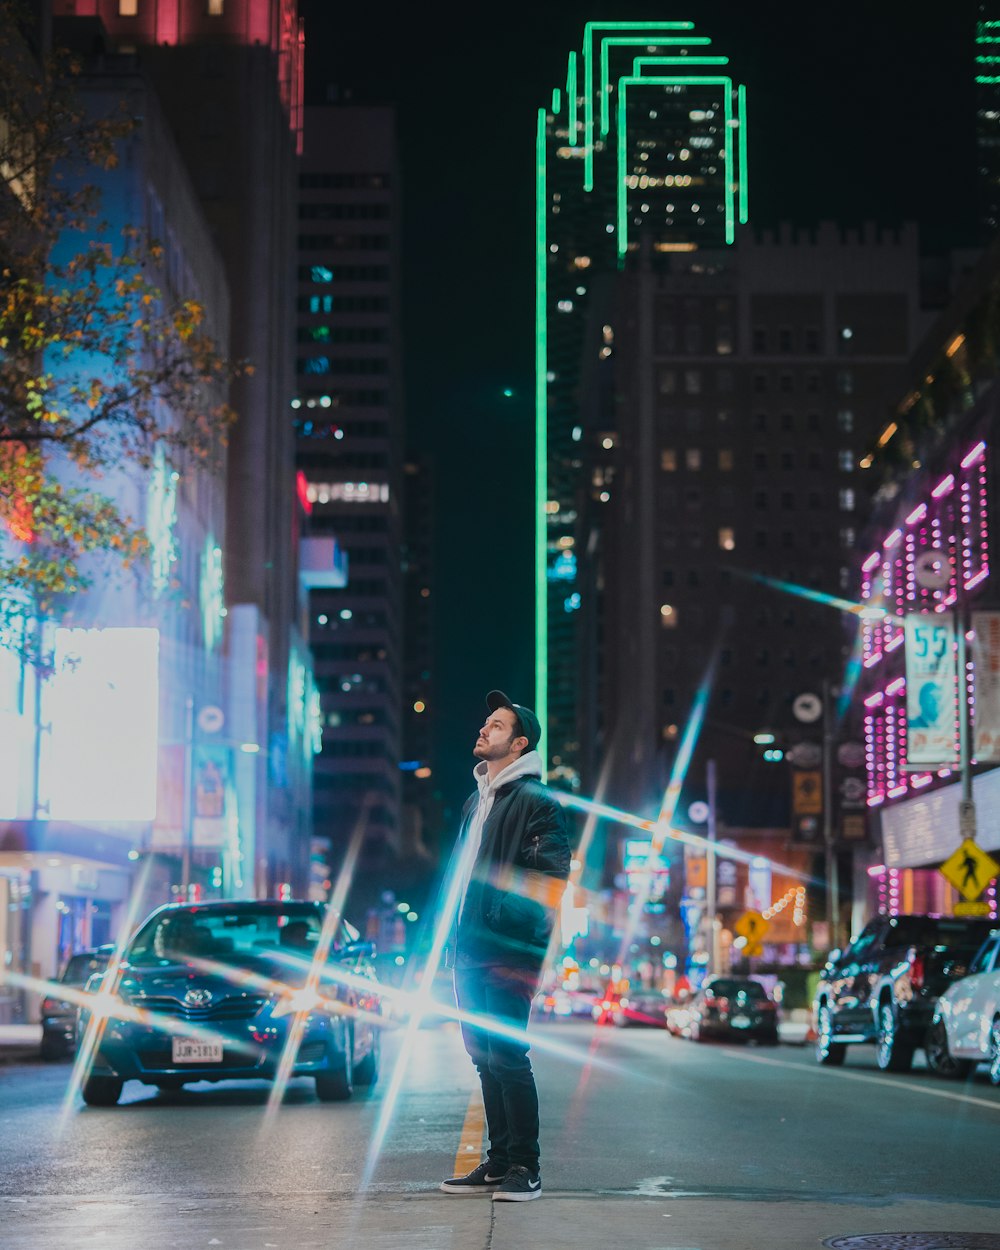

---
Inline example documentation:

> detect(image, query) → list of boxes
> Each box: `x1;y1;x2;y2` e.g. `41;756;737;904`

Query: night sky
298;0;981;817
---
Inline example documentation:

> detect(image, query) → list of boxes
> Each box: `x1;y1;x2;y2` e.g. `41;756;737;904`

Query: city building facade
294;105;404;901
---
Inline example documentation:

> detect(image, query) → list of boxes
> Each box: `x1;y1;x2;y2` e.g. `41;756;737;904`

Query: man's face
473;707;524;762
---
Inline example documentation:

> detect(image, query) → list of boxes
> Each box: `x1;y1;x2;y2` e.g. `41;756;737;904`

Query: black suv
813;913;996;1072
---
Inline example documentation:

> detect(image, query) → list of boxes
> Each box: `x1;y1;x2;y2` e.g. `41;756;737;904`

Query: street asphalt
1;1019;998;1249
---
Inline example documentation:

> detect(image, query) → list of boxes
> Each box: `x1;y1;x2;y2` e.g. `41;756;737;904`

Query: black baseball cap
486;690;541;751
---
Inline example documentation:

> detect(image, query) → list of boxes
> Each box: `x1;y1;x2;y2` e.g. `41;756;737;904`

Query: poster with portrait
972;611;1000;763
904;612;959;767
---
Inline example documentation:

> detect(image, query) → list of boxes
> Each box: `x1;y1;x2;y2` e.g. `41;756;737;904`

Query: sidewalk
0;1024;42;1065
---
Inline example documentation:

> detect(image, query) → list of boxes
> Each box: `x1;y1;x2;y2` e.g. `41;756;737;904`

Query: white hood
473;748;543;798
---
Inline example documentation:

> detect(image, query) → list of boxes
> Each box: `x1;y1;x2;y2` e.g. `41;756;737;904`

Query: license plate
171;1037;223;1063
730;1015;750;1028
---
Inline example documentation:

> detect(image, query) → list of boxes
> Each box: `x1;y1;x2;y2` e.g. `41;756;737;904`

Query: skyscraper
52;0;310;896
295;105;403;894
537;21;750;792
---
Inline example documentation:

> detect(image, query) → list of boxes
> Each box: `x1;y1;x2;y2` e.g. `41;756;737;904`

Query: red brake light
41;997;60;1013
716;996;729;1011
908;949;925;992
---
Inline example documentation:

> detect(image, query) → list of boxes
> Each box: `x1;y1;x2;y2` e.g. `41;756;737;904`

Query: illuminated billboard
37;627;160;822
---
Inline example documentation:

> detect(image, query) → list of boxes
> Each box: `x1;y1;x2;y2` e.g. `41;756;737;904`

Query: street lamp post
706;758;720;974
822;679;840;951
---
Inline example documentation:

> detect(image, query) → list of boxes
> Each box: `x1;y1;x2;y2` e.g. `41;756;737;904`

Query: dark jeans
454;964;541;1174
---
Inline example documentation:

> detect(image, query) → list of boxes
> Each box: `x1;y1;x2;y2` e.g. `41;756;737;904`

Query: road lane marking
452;1089;485;1176
718;1047;1000;1112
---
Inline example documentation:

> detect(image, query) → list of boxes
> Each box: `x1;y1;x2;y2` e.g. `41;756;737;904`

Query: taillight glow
908;950;925;992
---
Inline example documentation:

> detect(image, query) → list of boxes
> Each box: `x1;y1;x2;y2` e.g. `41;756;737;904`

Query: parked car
813;913;996;1072
609;989;671;1028
41;945;115;1060
76;900;382;1107
672;977;778;1044
925;928;1000;1083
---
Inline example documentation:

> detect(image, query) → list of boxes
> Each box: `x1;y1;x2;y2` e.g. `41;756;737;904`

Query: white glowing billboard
38;627;160;822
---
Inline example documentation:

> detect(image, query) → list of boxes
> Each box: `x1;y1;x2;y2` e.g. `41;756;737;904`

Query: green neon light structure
535;106;548;765
534;20;748;777
582;20;695;190
567;51;578;143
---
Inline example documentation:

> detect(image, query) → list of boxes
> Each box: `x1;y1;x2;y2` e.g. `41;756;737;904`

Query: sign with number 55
904;613;959;767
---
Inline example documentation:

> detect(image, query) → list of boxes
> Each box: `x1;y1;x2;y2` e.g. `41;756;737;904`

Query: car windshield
126;906;359;968
708;979;767;1000
62;952;111;984
886;917;997;951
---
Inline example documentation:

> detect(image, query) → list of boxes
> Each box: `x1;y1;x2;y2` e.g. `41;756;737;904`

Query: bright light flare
262;800;367;1123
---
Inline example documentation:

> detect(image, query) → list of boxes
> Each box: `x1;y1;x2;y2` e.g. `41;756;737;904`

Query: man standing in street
440;691;572;1203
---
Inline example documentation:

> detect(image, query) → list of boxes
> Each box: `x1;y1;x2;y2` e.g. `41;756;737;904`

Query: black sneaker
492;1165;542;1202
439;1160;506;1195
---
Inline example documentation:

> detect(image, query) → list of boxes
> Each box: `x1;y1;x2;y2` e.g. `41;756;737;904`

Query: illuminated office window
661;449;677;471
119;0;138;14
718;527;735;551
208;0;224;13
718;449;733;470
685;448;701;471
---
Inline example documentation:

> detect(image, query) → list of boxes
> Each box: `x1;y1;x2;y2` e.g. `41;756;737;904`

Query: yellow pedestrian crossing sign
735;910;769;949
940;838;1000;902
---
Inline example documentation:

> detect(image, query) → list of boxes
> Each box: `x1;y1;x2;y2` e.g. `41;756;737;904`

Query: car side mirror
339;940;375;961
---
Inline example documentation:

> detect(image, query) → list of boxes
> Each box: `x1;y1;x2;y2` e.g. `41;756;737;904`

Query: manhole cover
823;1237;1000;1250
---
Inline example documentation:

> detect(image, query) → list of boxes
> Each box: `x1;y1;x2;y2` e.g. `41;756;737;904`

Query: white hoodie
458;749;543;918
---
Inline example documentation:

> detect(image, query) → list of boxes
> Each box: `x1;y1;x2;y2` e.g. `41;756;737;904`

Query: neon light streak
905;504;927;525
60;854;157;1126
738;569;894;622
966;566;990;590
581;20;696;191
552;87;561;114
554;791;814;885
535;107;548;764
885;528;903;548
961;441;987;469
632;55;730;71
263;806;365;1122
567;50;578;143
932;474;955;498
599;36;712;136
862;552;881;572
737;83;748;224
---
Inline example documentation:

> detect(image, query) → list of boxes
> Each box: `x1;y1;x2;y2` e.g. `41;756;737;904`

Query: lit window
718;527;735;551
208;0;224;13
839;488;855;511
685;448;701;471
839;526;856;548
837;409;854;432
684;370;701;394
311;266;333;283
838;449;854;471
718;449;733;470
661;449;677;471
119;0;138;14
660;604;678;627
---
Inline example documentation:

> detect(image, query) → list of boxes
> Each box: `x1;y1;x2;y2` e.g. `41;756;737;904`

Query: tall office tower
977;5;1000;237
602;224;923;836
537;22;749;795
52;0;309;895
295;105;403;894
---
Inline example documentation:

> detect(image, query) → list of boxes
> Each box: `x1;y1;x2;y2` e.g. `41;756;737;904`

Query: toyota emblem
183;988;213;1007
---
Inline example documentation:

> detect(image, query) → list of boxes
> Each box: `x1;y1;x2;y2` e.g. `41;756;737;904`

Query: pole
956;586;977;842
706;758;719;974
181;695;194;898
822;679;840;950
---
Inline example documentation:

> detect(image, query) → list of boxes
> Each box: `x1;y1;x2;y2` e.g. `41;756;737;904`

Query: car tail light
715;996;729;1012
908;948;925;992
41;997;60;1014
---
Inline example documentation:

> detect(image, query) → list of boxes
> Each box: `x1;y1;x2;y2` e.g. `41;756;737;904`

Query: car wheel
875;1000;914;1073
815;1003;846;1065
315;1037;353;1102
989;1017;1000;1087
81;1075;123;1107
925;1020;973;1079
352;1029;380;1087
